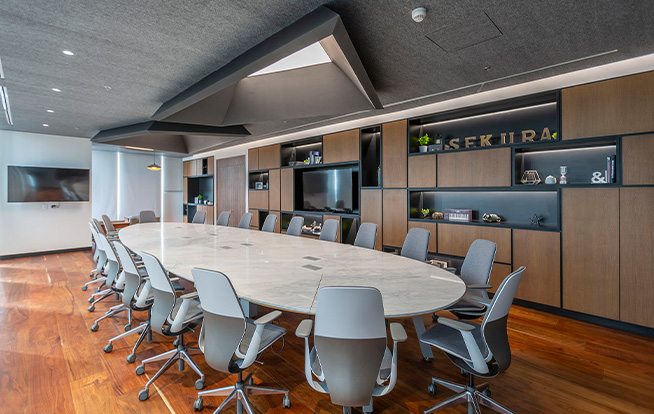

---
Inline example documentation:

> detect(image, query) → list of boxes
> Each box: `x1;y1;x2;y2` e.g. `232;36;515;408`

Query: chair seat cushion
445;292;486;313
238;321;286;355
310;345;392;383
419;320;489;363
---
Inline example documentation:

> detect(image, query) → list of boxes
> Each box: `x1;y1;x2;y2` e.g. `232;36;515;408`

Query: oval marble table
119;222;466;359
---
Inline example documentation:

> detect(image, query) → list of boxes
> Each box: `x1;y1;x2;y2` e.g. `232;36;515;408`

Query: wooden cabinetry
268;169;281;211
248;148;259;171
195;205;214;224
408;221;437;253
267;211;281;233
323;215;341;242
248;190;268;210
382;120;407;188
183;178;188;204
249;209;259;228
280;168;294;212
622;134;654;185
361;189;382;250
438;148;511;188
513;229;561;307
488;263;513;295
619;188;654;327
408;154;437;188
562;188;619;319
382;189;407;248
207;156;214;175
183;160;192;177
323;129;360;164
258;144;281;170
437;223;512;264
562;71;654;140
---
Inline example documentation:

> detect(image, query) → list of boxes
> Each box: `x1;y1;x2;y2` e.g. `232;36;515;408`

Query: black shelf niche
409;190;559;230
515;140;618;186
281;137;323;167
360;126;381;187
187;176;214;203
407;92;559;154
248;171;269;190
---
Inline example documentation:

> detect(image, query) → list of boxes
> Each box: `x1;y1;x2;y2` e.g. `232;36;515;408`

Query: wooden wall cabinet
622;134;654;185
512;229;561;307
382;189;407;248
408;221;437;253
267;211;281;233
323;129;359;164
183;160;192;177
488;263;513;294
437;223;512;264
183;178;188;204
280;168;294;212
196;205;214;224
249;209;259;228
268;169;281;211
382;120;407;188
438;147;511;188
248;148;259;171
562;188;619;319
216;156;246;227
562;71;654;140
248;190;268;210
361;189;382;250
206;156;214;175
323;215;341;242
408;154;437;188
258;144;281;170
619;188;654;327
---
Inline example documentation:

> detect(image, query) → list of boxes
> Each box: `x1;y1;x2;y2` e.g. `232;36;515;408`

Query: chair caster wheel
90;324;99;332
428;382;437;395
136;364;145;375
81;285;88;291
103;343;113;353
195;378;205;390
138;388;149;401
124;324;131;332
283;394;291;408
482;388;491;397
88;305;95;312
432;313;439;322
88;297;94;303
126;353;136;363
194;397;203;411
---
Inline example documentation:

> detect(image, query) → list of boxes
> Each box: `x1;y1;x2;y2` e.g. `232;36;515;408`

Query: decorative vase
419;145;428;153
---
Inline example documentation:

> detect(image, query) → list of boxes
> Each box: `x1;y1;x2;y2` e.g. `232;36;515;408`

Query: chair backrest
89;224;107;272
319;219;339;242
481;266;525;374
140;252;177;334
238;213;253;229
261;214;277;232
353;222;377;249
114;241;144;307
95;233;120;286
460;239;497;286
314;286;388;407
216;211;231;226
192;210;206;224
286;216;304;236
401;228;430;261
192;268;247;373
139;210;157;223
102;214;116;232
93;218;106;235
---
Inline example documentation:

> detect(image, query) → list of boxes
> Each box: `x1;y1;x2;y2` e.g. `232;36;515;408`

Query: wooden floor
1;251;653;414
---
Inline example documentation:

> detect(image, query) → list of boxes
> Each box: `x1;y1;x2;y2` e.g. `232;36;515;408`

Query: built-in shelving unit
281;137;323;167
183;156;214;223
360;126;381;188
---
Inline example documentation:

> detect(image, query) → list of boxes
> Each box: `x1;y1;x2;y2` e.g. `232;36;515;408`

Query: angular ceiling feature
427;13;503;53
91;121;250;155
153;5;383;127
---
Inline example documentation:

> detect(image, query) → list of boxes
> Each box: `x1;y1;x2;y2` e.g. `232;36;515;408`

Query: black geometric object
530;214;543;227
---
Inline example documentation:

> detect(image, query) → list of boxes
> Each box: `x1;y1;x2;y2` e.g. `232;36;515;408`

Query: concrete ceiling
1;0;653;154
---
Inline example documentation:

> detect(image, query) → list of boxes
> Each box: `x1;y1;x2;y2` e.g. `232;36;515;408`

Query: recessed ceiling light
47;109;54;113
484;66;492;71
43;123;49;127
63;50;74;56
52;88;61;92
104;85;112;90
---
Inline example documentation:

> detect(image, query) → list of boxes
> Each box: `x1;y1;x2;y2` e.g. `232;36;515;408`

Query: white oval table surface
119;223;466;319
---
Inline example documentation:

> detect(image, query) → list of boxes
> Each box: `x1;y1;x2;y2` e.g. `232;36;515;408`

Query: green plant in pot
418;134;431;153
421;208;430;218
196;194;203;204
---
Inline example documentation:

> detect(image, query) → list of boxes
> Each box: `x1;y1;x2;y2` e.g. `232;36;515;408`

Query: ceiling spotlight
484;66;492;71
104;85;112;90
63;50;74;56
47;109;54;113
412;7;427;22
43;123;49;127
52;88;61;92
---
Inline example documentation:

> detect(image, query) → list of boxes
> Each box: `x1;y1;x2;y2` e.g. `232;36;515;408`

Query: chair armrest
170;293;201;333
444;267;457;274
254;310;282;325
389;323;407;343
471;297;492;306
180;291;198;300
467;284;492;290
295;319;313;338
438;317;476;332
169;277;180;282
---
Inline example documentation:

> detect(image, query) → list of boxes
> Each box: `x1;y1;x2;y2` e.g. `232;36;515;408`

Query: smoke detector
412;7;427;22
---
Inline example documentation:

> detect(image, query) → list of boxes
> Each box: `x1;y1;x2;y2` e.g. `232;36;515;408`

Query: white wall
0;130;92;256
117;152;162;219
162;157;183;222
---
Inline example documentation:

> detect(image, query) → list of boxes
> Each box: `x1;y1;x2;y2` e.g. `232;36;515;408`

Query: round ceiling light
412;7;427;22
47;109;54;113
43;123;49;127
63;50;74;56
52;88;61;92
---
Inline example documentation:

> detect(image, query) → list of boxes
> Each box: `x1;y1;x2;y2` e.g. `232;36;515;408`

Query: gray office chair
88;233;127;332
238;212;253;229
261;214;277;232
191;268;290;412
286;216;304;236
353;222;378;249
136;252;205;401
216;211;231;226
102;214;119;236
83;222;108;292
296;286;407;414
401;228;430;261
420;267;526;414
319;219;339;242
139;210;157;223
192;210;206;224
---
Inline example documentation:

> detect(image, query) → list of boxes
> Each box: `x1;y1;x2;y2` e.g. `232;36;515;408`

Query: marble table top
119;223;466;318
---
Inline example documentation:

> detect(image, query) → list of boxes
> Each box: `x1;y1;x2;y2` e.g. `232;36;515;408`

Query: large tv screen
8;166;90;202
300;167;358;213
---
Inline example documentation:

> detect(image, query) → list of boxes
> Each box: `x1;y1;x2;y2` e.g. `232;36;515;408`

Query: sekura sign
446;127;557;150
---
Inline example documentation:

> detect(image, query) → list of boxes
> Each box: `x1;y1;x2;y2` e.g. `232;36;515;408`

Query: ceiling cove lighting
248;42;331;77
1;86;13;125
0;56;5;79
62;50;74;56
123;146;154;152
52;88;61;92
147;153;162;171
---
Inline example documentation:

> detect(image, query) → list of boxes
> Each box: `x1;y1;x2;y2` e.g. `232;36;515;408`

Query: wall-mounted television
8;166;90;202
296;166;359;213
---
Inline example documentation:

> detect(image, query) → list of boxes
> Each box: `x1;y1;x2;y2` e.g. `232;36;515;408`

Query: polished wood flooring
1;251;653;413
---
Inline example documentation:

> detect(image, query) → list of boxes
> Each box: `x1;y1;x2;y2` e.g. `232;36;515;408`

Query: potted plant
421;208;430;219
418;134;430;153
196;194;203;204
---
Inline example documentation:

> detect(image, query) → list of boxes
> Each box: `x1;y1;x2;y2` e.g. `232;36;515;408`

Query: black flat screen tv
300;167;358;213
8;166;90;202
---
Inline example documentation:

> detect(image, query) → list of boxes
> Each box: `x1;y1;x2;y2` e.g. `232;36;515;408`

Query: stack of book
606;155;616;183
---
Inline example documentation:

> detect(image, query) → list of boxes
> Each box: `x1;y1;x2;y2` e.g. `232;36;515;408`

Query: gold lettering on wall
449;138;460;149
464;136;476;148
501;132;514;144
540;127;552;140
444;128;556;150
480;134;491;146
522;130;536;142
